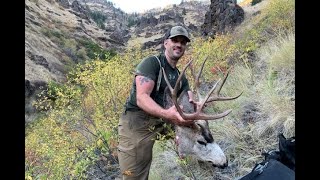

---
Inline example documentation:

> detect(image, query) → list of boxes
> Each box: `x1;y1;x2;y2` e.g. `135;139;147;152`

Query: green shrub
26;46;153;179
89;11;107;29
78;39;116;60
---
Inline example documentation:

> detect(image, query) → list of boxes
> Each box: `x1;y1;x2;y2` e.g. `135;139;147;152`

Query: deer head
162;57;242;168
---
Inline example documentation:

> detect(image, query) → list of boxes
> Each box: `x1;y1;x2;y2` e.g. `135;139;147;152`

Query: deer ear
194;122;202;131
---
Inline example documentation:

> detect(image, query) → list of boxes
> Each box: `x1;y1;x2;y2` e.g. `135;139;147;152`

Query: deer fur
162;57;241;168
164;89;228;168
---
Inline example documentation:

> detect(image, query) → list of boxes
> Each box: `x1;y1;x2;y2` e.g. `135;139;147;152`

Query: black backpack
238;133;295;180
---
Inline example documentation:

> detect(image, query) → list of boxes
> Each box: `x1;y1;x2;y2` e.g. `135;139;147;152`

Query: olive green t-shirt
125;53;190;111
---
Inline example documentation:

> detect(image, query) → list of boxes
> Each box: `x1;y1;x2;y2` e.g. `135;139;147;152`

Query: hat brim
168;34;191;42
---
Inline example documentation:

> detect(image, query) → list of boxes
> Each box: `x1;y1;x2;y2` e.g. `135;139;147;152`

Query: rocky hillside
25;0;246;123
25;0;127;122
125;0;210;50
25;0;214;123
25;0;125;83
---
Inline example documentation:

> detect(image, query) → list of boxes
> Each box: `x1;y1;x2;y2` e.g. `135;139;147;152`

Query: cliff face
25;0;127;123
26;0;247;123
125;1;210;50
201;0;244;36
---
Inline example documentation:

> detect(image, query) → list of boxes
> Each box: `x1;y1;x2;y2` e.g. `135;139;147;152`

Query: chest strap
153;55;162;92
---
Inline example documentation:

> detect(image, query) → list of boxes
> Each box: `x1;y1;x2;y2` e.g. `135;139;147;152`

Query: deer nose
221;160;228;169
212;159;228;169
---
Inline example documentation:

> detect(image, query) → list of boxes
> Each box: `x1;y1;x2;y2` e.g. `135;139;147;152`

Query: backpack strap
153;55;182;92
153;55;162;92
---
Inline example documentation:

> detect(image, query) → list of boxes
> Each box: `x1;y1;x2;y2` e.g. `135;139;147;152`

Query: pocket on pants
136;137;154;164
117;145;137;176
128;111;150;130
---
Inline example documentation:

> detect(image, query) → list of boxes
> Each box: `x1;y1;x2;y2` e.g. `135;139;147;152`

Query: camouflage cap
167;26;190;42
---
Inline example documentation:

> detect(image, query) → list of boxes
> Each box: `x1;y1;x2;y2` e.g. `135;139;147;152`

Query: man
117;25;195;180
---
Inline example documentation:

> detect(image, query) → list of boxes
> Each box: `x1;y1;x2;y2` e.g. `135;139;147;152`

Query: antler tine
188;58;196;80
195;56;209;99
197;109;232;120
162;66;184;117
162;59;194;118
192;65;242;120
163;58;242;121
162;59;193;95
194;77;234;120
189;60;198;95
206;68;243;103
162;67;174;93
207;92;243;102
217;68;230;94
199;78;221;110
174;59;194;92
196;56;208;83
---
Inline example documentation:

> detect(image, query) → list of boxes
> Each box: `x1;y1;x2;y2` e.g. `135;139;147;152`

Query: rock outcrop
71;0;91;20
201;0;244;36
56;0;70;8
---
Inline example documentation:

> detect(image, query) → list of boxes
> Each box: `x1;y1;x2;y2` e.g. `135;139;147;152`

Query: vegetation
89;11;107;29
127;16;137;27
78;38;117;60
41;28;116;65
26;46;154;179
26;0;294;179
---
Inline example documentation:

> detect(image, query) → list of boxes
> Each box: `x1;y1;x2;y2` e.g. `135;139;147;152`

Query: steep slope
25;0;126;122
25;0;212;123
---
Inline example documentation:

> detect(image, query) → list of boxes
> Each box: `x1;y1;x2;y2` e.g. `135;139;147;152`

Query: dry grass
150;0;295;178
211;63;254;116
253;32;295;137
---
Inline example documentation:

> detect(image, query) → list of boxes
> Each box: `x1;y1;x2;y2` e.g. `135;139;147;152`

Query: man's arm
135;75;193;126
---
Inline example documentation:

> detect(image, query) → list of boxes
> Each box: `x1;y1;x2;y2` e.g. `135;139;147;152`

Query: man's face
164;36;188;61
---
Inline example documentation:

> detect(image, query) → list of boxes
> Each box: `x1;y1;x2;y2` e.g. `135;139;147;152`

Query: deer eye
197;140;207;146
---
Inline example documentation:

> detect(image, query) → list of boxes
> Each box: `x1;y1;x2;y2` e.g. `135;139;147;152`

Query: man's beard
171;48;184;61
171;55;180;61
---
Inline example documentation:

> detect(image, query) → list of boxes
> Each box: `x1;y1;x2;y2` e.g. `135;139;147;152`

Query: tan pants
117;110;165;180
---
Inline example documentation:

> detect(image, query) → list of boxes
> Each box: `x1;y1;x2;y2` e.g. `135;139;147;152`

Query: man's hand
165;105;195;127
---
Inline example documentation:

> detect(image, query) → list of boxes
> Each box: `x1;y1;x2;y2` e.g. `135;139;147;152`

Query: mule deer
162;57;242;168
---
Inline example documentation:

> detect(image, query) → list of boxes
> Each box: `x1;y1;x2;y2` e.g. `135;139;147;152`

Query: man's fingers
177;118;195;127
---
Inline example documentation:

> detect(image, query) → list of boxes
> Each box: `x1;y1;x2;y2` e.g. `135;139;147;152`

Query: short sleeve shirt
125;53;190;111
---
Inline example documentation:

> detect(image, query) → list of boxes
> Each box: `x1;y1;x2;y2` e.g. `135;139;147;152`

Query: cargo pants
117;110;167;180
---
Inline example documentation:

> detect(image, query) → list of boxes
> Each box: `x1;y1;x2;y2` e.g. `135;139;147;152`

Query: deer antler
162;57;242;121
